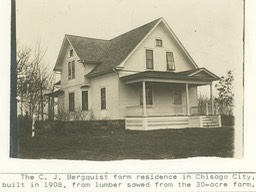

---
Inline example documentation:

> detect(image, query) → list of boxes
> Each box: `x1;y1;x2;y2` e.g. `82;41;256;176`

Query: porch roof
120;68;219;85
44;89;64;97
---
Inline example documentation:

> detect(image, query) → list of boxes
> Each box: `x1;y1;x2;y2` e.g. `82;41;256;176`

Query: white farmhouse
48;18;221;130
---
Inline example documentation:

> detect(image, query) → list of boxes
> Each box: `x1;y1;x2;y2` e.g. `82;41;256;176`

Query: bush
55;109;95;121
34;120;126;136
221;115;235;126
18;115;32;145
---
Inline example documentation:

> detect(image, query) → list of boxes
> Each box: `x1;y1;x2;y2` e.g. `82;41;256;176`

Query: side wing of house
62;41;86;113
53;36;97;117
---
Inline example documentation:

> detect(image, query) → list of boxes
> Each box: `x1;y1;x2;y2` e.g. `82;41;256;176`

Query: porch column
48;96;51;120
186;83;190;116
210;83;214;115
142;81;147;116
51;97;55;120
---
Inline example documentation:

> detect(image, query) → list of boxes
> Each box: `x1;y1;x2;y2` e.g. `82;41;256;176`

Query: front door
173;89;182;114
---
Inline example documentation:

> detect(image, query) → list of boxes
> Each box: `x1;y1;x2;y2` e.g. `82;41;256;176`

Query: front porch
120;69;220;130
125;115;221;130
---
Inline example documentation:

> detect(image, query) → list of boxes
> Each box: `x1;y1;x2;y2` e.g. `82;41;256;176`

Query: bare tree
17;42;54;122
17;44;32;116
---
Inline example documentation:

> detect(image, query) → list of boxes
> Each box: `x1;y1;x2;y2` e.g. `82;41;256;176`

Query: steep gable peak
86;18;162;77
111;17;162;40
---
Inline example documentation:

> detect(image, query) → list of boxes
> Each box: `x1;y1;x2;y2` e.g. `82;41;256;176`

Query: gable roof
54;18;199;75
66;34;110;63
86;18;162;77
54;35;110;71
178;67;219;79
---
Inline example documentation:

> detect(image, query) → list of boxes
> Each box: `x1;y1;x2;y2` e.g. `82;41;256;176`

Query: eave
120;70;219;85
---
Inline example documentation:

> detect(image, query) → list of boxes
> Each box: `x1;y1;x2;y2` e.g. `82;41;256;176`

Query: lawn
18;127;234;160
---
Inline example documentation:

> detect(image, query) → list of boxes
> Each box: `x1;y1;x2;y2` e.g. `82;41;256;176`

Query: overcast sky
16;0;243;79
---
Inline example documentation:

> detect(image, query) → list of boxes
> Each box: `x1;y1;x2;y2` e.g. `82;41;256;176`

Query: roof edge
117;18;163;68
65;34;109;42
85;68;114;78
188;67;220;80
161;19;199;69
53;35;81;71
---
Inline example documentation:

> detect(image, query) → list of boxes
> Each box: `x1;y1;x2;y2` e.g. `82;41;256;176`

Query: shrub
55;109;95;121
221;115;235;126
18;115;32;145
34;119;126;136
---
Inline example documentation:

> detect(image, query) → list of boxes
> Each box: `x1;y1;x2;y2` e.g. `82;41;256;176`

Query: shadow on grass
18;127;234;160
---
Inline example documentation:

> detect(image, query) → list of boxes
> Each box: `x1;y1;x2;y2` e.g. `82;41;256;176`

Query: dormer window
166;52;175;71
70;49;73;57
156;39;163;47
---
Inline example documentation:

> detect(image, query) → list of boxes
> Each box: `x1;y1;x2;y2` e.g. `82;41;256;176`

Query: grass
18;127;234;160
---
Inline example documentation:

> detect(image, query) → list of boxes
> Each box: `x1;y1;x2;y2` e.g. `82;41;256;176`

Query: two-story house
48;17;221;130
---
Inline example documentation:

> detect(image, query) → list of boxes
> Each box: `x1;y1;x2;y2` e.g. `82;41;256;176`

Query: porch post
186;83;190;116
210;83;214;115
48;96;51;120
142;81;147;116
52;97;55;120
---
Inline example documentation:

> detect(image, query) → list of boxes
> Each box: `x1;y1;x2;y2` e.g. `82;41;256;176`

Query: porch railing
191;103;217;116
126;104;217;117
125;105;187;117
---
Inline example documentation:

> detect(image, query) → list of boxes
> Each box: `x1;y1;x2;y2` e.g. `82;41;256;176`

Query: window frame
146;49;154;69
166;51;175;71
69;92;75;112
70;49;73;57
101;87;106;110
71;60;75;79
81;90;89;111
156;39;163;47
68;60;76;80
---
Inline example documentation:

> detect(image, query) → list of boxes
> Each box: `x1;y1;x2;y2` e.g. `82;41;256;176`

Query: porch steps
202;116;219;128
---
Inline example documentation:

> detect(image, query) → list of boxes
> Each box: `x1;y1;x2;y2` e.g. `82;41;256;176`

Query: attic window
70;49;73;57
156;39;163;47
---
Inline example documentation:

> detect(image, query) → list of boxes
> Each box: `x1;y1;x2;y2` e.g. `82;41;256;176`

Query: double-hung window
82;91;88;111
146;50;154;69
101;88;106;110
166;52;175;71
69;92;75;111
68;60;75;80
